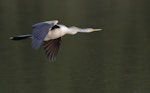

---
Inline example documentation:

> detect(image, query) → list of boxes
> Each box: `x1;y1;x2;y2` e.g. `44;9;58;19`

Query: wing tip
43;38;61;62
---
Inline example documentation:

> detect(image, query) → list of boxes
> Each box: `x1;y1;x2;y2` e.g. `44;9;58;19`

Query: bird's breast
44;29;66;41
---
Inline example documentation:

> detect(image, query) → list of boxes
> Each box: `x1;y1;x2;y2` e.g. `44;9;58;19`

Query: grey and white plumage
10;20;102;61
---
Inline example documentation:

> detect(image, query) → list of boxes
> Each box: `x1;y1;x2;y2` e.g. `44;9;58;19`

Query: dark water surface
0;0;150;93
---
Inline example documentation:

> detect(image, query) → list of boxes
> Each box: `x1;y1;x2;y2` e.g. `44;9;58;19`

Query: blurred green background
0;0;150;93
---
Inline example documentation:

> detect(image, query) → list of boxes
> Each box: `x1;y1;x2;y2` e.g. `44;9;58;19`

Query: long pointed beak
90;28;102;32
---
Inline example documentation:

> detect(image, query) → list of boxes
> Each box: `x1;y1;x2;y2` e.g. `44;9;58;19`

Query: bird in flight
10;20;102;61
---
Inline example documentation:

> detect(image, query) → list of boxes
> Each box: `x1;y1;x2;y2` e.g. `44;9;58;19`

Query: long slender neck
67;29;78;35
59;25;78;35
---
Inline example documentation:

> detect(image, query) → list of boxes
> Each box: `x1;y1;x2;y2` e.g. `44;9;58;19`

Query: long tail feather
10;34;32;40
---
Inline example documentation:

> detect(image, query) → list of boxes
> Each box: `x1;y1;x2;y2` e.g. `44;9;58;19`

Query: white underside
44;29;66;41
44;25;75;41
44;25;79;41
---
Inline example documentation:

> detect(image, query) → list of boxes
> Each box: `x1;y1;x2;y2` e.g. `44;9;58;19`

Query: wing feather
32;20;58;49
43;37;61;61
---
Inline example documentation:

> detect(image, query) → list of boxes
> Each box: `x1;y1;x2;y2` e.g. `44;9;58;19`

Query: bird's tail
10;34;32;40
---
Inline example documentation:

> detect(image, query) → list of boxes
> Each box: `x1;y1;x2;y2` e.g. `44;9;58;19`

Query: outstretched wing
32;20;58;49
43;37;61;61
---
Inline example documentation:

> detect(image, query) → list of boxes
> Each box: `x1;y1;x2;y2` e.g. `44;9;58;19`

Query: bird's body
44;25;69;40
10;20;102;61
